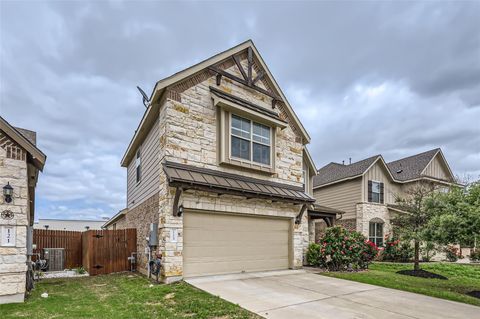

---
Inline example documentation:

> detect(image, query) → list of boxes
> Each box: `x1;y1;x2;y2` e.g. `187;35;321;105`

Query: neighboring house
0;116;46;304
313;148;456;246
102;208;128;230
34;219;106;231
116;40;339;282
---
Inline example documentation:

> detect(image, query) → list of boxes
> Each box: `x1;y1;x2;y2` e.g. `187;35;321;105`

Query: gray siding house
313;149;456;245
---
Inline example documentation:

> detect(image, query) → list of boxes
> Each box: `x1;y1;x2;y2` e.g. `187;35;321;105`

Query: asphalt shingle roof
313;155;380;187
387;148;440;181
313;148;445;188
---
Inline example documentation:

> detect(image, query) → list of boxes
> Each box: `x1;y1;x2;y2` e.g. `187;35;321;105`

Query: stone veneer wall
336;218;357;232
112;216;127;230
355;203;392;238
153;59;309;283
0;145;28;304
123;193;159;275
313;220;328;243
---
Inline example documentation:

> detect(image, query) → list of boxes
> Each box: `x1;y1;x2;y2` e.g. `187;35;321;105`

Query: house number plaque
1;210;14;220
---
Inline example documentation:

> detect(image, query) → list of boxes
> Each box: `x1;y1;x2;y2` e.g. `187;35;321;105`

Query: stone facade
336;218;357;232
0;137;29;304
121;193;159;275
356;203;392;238
313;220;328;242
124;50;312;283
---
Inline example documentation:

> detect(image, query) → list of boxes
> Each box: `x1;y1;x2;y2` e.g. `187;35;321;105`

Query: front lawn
0;273;259;319
321;262;480;306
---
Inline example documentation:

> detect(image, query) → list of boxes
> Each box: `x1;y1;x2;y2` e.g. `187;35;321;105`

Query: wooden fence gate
82;229;137;276
33;228;136;276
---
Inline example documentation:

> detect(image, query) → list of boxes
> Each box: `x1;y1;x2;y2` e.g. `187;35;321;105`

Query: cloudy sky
1;1;479;221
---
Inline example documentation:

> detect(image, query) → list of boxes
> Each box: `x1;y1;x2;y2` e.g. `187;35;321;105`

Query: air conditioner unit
44;248;65;271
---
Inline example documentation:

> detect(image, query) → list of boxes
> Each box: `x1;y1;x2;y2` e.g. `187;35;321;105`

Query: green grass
0;273;260;319
321;262;480;306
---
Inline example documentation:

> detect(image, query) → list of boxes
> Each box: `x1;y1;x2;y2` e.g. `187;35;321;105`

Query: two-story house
313;148;456;246
116;40;337;283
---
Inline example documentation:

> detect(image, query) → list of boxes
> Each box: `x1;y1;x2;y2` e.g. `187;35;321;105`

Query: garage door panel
183;211;290;277
184;244;288;258
184;229;287;242
184;258;288;277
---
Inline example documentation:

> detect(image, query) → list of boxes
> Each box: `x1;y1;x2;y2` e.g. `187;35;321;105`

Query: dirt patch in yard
466;291;480;299
397;269;448;280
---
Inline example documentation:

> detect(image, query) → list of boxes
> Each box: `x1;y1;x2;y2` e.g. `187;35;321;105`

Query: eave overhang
210;86;287;128
0;116;46;171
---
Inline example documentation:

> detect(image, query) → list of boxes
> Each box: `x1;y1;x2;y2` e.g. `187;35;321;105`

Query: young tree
391;181;437;271
427;180;480;249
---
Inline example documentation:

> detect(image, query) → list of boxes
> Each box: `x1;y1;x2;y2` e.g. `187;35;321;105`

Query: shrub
421;241;437;262
306;243;322;267
382;237;414;262
469;249;479;262
75;266;86;275
445;246;459;262
310;226;378;271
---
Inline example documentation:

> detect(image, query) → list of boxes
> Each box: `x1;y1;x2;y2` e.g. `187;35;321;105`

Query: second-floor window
135;149;141;183
368;180;384;203
231;114;271;165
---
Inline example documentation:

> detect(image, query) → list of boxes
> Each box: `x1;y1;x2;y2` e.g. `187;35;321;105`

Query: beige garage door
183;211;290;277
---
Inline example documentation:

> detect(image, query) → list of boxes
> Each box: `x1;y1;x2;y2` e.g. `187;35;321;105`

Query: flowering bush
382;236;413;262
306;226;378;271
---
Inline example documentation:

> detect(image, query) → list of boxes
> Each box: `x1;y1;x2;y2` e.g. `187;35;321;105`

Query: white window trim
230;113;272;168
369;222;384;246
135;148;141;184
370;180;382;203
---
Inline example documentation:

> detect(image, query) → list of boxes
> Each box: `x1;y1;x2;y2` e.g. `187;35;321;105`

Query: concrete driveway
186;270;479;319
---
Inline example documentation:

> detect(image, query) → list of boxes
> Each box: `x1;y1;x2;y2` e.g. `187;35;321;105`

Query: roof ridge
387;148;440;165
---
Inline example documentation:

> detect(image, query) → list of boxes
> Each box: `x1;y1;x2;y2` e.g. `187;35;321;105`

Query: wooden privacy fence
33;229;82;268
82;229;137;276
33;228;136;275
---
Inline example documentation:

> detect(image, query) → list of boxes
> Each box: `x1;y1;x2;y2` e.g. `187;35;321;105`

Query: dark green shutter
368;180;372;202
380;183;384;203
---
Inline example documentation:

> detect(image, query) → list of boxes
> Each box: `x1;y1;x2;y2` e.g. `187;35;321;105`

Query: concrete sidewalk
186;270;479;319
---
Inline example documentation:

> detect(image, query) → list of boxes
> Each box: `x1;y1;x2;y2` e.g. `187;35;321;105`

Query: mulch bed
466;291;480;299
396;269;448;280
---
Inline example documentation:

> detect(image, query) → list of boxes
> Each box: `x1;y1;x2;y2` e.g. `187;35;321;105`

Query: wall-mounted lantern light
3;182;13;203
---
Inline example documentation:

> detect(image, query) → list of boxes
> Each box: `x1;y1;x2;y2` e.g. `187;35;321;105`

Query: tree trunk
414;240;420;271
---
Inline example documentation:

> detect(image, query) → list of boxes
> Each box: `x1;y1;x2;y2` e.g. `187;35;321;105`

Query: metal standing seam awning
163;161;315;215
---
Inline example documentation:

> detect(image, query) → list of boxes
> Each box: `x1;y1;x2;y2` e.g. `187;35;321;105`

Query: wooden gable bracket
295;204;309;224
209;47;283;103
173;187;183;217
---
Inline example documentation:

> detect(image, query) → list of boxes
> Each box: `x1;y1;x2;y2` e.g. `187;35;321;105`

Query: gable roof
0;116;46;171
121;40;310;167
102;208;128;228
387;148;454;182
314;148;455;189
313;155;381;188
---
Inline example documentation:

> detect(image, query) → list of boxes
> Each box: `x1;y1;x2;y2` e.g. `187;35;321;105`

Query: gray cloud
1;1;479;220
